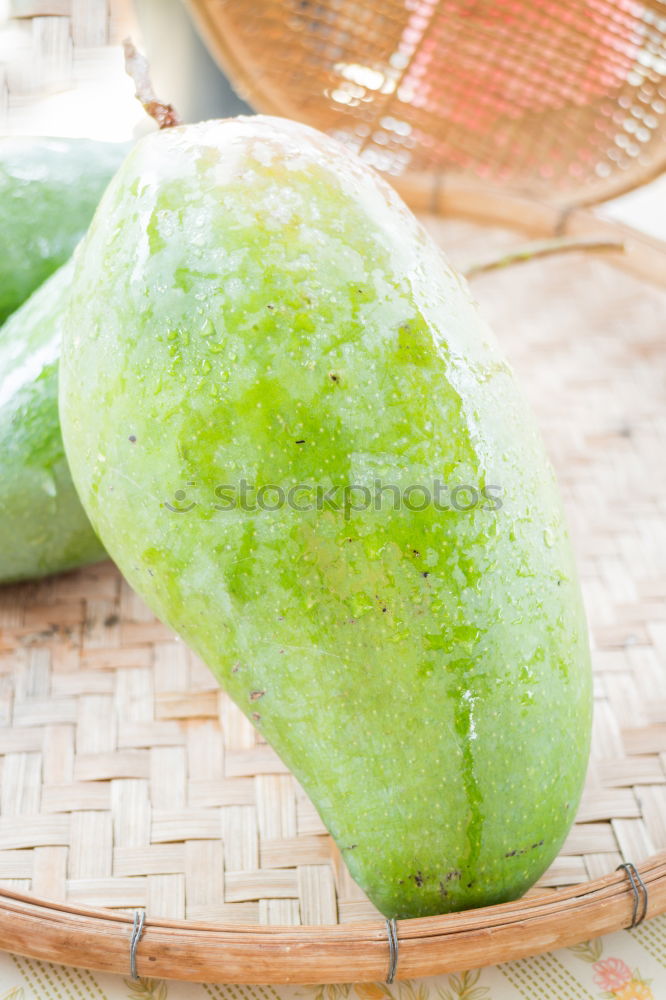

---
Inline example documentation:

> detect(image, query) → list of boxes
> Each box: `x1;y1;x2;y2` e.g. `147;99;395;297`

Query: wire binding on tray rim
386;918;399;984
617;862;648;928
130;909;146;980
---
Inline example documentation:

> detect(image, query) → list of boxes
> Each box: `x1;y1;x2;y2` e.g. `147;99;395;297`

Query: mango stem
123;38;182;130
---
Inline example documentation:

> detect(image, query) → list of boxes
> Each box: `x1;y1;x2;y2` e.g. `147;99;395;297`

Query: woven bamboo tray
0;215;665;982
2;0;666;983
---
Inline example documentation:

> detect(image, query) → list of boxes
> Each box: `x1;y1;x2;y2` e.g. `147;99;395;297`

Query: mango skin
0;262;106;582
60;117;592;919
0;137;129;323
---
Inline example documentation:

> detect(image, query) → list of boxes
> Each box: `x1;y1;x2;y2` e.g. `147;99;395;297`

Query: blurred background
0;0;664;237
0;0;248;140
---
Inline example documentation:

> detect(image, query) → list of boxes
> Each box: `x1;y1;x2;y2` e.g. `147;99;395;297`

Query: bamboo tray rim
390;173;666;288
0;854;664;982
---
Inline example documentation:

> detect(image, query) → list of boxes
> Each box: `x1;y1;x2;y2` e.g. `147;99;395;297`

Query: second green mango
0;137;129;324
0;136;129;582
0;262;106;583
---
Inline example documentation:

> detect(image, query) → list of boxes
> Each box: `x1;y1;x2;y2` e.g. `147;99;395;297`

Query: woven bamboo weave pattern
0;220;663;927
188;0;666;206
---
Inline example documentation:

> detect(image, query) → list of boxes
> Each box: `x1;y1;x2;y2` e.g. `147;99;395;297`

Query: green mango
0;137;129;323
60;117;592;919
0;261;106;583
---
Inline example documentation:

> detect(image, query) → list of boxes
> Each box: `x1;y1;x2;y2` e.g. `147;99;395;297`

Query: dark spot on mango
128;435;136;443
250;690;265;701
104;614;119;627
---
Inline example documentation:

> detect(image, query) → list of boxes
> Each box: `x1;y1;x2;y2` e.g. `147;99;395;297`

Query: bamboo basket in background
186;0;666;206
0;0;666;985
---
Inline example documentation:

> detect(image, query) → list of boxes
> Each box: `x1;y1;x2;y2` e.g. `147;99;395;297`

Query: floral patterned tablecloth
1;913;665;1000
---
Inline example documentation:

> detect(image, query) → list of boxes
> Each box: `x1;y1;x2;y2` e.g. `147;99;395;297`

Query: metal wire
130;909;146;980
385;918;399;983
617;862;648;928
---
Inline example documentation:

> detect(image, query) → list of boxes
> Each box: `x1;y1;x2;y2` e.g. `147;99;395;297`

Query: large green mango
60;117;592;919
0;262;105;582
0;137;128;323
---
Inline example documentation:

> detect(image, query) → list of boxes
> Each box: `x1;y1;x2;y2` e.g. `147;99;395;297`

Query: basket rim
184;0;666;212
0;853;664;982
393;175;666;287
